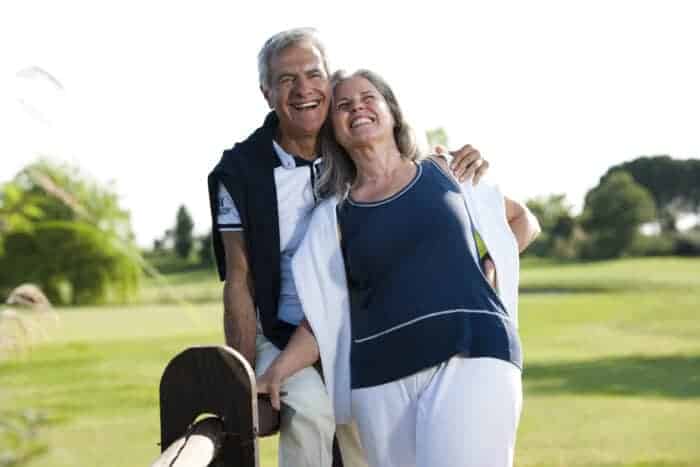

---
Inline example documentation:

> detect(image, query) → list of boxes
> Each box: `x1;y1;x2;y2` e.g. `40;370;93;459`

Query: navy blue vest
207;112;296;350
338;159;522;388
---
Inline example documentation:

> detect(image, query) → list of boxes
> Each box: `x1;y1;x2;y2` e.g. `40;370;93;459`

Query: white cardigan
291;176;520;424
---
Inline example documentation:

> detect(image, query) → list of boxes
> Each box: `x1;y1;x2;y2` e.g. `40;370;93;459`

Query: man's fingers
472;159;490;185
449;144;473;162
461;159;482;183
451;149;480;179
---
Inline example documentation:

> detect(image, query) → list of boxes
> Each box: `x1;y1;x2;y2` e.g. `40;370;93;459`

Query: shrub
0;222;140;305
580;171;656;259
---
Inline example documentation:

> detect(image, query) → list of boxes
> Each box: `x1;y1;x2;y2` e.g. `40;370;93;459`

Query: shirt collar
272;140;321;169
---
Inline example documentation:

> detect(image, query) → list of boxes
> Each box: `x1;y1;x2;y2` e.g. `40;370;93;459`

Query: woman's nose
350;99;364;112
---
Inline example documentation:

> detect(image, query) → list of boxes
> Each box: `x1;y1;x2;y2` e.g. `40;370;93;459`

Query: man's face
263;42;330;140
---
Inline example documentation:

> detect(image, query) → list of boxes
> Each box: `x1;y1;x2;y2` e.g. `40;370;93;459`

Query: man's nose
293;76;313;95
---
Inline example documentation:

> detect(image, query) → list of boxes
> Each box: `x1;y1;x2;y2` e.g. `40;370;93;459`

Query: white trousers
351;356;522;467
255;332;368;467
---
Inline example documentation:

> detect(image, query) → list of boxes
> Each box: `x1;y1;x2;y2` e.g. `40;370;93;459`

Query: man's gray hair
317;69;422;199
257;28;330;90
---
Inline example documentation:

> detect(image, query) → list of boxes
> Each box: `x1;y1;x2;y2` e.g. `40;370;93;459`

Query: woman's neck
349;140;404;185
348;141;416;202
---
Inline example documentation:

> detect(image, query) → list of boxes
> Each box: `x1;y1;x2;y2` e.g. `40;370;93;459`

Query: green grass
137;269;223;305
1;257;699;466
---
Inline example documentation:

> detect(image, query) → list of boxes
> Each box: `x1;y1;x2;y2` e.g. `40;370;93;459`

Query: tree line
526;155;700;260
146;205;214;273
1;154;698;306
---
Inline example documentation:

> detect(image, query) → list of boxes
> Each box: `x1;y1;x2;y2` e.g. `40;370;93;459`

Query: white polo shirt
217;140;322;326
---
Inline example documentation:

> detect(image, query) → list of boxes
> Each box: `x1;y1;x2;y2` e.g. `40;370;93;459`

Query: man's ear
261;85;274;110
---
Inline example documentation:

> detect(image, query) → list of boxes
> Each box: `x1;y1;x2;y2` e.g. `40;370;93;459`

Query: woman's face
331;76;395;151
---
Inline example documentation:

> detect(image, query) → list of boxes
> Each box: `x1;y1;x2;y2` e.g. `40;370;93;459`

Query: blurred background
1;1;698;466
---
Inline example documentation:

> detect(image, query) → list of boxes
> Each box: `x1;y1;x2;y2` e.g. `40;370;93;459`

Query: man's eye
279;77;293;85
337;102;349;110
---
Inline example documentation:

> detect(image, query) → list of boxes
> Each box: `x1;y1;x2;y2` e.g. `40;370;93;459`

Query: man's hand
434;144;489;184
482;254;497;289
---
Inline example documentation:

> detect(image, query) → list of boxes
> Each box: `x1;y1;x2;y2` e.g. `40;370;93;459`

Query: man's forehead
271;43;325;74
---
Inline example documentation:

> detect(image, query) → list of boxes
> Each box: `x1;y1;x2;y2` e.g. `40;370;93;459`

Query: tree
601;156;700;231
426;127;449;148
580;171;656;259
10;159;134;237
173;205;194;259
198;230;214;267
525;194;580;258
0;158;141;304
0;182;44;234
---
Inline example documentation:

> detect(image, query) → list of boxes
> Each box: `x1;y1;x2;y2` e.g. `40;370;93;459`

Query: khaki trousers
255;332;368;467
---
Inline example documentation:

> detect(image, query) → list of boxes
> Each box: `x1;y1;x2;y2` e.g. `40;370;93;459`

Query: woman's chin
345;129;384;147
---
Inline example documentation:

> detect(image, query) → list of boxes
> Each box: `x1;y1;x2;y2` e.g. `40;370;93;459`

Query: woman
258;69;540;467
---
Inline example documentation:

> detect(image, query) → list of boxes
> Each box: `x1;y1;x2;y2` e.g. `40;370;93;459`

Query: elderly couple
208;28;540;467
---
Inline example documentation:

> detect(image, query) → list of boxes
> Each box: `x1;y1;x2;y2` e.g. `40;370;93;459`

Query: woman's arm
504;196;541;253
256;318;320;410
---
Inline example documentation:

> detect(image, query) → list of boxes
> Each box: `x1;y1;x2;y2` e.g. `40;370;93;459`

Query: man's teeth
351;117;372;128
294;102;318;110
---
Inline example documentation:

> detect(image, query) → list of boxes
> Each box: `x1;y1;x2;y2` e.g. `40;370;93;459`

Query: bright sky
2;0;699;246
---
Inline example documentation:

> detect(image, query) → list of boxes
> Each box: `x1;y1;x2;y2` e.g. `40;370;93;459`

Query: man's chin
290;121;325;137
278;112;327;137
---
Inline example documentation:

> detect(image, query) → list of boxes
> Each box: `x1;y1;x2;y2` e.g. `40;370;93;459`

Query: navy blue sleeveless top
338;159;522;389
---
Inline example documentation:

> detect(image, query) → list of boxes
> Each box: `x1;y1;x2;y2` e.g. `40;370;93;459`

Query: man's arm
504;196;541;253
478;197;539;287
221;231;257;367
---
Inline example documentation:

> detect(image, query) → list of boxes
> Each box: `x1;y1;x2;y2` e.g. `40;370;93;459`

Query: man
207;28;489;467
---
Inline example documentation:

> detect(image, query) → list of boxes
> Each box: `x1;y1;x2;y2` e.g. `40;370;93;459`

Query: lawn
1;257;699;466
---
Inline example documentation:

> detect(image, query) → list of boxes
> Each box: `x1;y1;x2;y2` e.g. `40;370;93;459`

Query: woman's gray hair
257;28;330;90
317;69;422;199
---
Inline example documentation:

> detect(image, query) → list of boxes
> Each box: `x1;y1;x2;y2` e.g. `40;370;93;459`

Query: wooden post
156;346;280;467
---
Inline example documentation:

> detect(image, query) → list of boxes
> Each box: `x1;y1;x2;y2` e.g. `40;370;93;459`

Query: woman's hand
255;319;321;411
257;366;285;410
